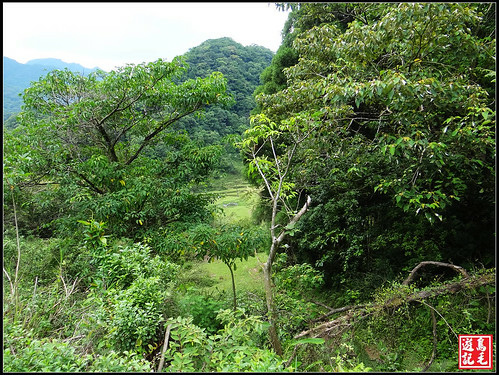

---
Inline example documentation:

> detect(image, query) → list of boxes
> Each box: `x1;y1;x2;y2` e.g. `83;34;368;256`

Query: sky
3;2;290;72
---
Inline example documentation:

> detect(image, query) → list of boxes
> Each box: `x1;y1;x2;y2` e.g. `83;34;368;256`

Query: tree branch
125;106;201;165
157;324;172;373
402;261;469;286
74;171;105;195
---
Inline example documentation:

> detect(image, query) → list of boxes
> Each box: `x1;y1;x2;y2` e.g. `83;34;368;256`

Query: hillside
177;37;273;144
184;37;273;117
3;57;100;121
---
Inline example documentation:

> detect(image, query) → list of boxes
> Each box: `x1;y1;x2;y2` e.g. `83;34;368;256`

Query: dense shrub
3;320;151;372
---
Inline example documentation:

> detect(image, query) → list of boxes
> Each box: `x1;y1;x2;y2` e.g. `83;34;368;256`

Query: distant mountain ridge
3;57;100;121
25;58;99;73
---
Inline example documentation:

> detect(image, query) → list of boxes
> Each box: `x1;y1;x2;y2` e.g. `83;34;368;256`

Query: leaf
388;88;395;100
294;338;325;345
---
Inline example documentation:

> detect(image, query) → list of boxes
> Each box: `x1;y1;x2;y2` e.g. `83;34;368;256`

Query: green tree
251;3;495;293
190;223;266;310
5;58;232;238
238;112;318;355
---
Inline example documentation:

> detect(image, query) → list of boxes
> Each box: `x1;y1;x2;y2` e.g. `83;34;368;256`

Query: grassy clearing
207;166;261;223
181;254;266;296
179;160;266;300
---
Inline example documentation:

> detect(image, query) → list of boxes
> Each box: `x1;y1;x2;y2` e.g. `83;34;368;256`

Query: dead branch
310;303;367;324
157;324;172;372
295;271;494;340
402;261;469;286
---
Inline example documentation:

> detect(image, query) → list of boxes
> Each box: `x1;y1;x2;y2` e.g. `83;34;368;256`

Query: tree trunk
264;195;311;356
263;258;283;356
227;263;237;311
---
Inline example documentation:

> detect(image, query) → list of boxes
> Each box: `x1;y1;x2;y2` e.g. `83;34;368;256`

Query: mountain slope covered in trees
3;57;100;121
176;37;273;144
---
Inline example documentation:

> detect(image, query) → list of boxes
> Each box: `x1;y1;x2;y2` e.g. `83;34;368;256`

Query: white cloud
3;2;289;71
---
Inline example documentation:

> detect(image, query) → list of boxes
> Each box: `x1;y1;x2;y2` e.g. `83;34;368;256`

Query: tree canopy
5;57;232;237
249;2;495;291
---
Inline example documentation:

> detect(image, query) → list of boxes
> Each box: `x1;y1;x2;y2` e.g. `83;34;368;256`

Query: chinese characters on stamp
459;335;493;370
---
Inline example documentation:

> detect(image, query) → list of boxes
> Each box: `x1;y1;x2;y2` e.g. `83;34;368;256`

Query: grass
181;254;266;296
178;159;267;302
206;165;261;224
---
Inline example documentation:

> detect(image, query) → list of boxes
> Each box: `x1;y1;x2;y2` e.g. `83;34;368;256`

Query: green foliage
178;293;225;334
4;57;230;239
249;2;495;294
2;232;62;287
190;223;266;267
187;222;267;309
347;271;495;372
168;38;274;147
78;219;108;249
263;2;494;217
161;309;292;372
183;37;273;116
269;254;325;340
106;276;169;353
74;237;180;354
3;320;151;372
3;5;495;372
4;335;87;372
274;253;324;297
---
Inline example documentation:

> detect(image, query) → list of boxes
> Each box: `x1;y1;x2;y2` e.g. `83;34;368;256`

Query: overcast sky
3;2;290;71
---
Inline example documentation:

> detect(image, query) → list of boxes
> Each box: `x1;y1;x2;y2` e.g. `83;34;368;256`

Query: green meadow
181;253;266;296
208;166;261;223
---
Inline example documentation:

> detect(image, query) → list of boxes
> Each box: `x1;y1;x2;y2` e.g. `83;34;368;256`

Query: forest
3;3;496;372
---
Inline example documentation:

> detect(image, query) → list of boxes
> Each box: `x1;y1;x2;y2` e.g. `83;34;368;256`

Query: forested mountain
176;38;273;144
3;57;99;121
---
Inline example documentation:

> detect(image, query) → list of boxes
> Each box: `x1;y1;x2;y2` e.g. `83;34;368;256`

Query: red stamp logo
459;335;493;370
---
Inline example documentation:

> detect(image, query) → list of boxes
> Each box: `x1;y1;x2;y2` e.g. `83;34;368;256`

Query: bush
73;240;181;355
178;292;225;334
161;310;293;372
109;276;171;352
3;340;151;372
2;232;61;287
3;319;151;372
100;242;180;289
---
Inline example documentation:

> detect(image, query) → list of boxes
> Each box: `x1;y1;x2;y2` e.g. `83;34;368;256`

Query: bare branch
251;150;275;201
157;324;172;372
402;261;469;286
275;195;312;247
